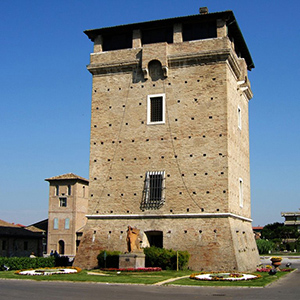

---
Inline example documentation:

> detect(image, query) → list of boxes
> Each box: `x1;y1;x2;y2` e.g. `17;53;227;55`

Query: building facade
281;211;300;232
75;9;260;271
46;173;89;256
0;219;43;257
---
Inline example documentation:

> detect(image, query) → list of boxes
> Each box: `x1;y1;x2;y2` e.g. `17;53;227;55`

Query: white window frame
147;93;165;125
239;178;243;208
238;106;242;130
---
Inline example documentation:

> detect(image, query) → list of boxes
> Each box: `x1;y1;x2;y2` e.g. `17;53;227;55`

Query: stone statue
126;226;142;253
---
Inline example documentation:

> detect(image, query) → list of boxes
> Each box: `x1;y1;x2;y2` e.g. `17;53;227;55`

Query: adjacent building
0;219;43;257
74;8;260;271
45;173;89;257
281;210;300;232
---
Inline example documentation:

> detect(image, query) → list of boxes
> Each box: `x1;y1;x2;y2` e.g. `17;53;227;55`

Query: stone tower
46;173;89;257
75;9;260;271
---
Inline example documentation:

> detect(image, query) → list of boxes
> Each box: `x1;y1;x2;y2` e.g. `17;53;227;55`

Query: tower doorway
58;240;65;255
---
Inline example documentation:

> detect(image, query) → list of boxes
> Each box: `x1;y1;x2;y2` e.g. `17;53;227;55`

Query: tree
261;222;299;240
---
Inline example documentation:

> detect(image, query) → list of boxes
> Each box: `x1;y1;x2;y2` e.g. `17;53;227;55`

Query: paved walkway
153;275;190;286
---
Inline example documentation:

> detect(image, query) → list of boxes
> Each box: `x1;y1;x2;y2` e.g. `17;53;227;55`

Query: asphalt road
0;260;299;300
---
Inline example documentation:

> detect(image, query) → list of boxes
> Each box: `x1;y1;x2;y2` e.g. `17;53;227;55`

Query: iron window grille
141;171;165;209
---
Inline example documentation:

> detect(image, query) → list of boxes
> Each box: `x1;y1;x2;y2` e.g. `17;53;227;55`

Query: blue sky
0;0;299;226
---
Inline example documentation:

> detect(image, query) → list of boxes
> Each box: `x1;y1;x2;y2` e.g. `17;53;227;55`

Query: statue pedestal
119;253;145;269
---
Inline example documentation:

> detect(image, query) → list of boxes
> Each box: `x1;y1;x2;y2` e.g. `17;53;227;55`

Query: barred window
59;197;67;207
147;94;165;124
141;171;165;209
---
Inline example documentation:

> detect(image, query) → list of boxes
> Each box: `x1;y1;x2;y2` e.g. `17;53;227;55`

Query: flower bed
100;267;162;272
190;272;261;281
16;267;81;276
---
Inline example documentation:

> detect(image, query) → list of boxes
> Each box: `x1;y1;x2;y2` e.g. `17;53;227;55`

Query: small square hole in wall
109;177;112;180
134;158;137;160
174;137;177;140
221;172;224;175
212;78;216;81
109;124;112;126
107;88;110;91
179;192;182;195
134;193;137;196
185;81;187;84
108;159;111;161
153;84;155;87
127;210;129;213
177;100;180;103
219;134;222;137
141;85;144;88
96;107;99;110
141;121;144;124
216;209;219;211
187;208;189;212
161;156;164;159
109;231;112;234
170;209;173;213
168;83;171;86
119;87;122;90
203;135;206;138
167;174;170;177
199;230;202;233
139;102;142;105
191;117;194;120
184;230;187;233
189;136;192;139
121;231;123;234
132;139;135;142
107;194;110;196
201;208;204;212
175;118;178;122
146;139;149;142
96;210;99;213
193;191;196;195
112;141;115;144
94;142;96;145
223;190;226;193
209;116;213;119
206;191;210;194
109;106;112;109
203;154;206;157
161;138;164;140
122;105;125;108
205;172;208;175
101;142;104;144
214;229;217;233
194;173;197;176
110;211;113;213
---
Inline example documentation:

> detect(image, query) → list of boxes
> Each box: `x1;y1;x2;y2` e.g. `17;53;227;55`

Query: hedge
144;246;190;270
0;256;55;271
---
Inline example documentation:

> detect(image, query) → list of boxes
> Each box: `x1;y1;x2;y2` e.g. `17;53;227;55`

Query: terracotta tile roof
0;225;43;238
0;219;19;227
45;173;89;183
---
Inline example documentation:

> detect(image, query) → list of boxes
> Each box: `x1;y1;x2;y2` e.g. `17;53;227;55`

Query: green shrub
256;239;274;254
0;256;55;271
97;250;122;268
144;246;190;270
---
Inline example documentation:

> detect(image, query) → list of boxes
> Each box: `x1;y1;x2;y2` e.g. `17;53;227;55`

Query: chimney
199;7;208;15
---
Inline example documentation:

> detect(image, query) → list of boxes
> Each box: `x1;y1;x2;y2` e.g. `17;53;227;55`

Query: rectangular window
68;185;71;196
59;197;67;207
239;178;243;208
2;240;6;250
141;171;165;209
238;106;242;129
55;185;59;196
65;218;70;230
147;94;165;124
53;218;58;229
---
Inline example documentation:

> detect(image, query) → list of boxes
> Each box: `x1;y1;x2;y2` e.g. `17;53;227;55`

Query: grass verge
0;269;294;287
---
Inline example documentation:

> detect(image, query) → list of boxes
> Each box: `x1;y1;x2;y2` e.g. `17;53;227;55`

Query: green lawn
0;269;295;287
